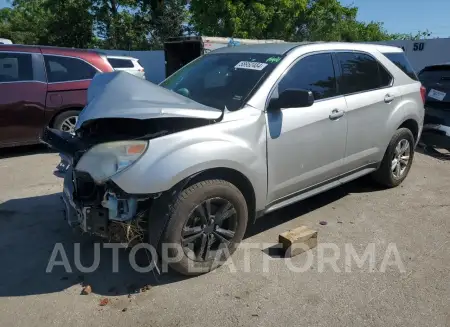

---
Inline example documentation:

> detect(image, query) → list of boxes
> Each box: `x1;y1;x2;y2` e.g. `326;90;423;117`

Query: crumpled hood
76;71;222;130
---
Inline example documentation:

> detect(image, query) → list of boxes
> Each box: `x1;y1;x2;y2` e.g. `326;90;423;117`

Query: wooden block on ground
279;226;318;257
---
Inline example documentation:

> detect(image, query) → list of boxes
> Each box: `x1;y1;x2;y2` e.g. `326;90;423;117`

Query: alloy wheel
60;116;78;134
181;197;237;262
391;139;411;179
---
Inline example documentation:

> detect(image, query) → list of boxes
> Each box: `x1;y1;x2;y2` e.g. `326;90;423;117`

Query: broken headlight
75;140;148;183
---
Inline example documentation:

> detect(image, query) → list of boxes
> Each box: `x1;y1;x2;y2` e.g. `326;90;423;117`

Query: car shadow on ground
416;144;450;161
0;176;382;298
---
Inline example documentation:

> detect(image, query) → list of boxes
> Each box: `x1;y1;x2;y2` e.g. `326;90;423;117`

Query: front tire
161;179;248;276
372;128;415;187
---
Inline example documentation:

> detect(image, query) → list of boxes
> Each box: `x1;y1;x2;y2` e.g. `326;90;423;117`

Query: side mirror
269;88;314;111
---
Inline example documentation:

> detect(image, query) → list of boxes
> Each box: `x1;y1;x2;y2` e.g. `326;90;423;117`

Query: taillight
420;85;426;104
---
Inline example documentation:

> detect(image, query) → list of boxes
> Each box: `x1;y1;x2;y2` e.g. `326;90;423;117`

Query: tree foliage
189;0;308;40
189;0;421;42
295;0;394;42
0;0;187;49
391;29;433;41
0;0;432;49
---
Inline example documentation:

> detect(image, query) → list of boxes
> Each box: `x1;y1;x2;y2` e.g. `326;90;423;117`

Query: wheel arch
185;168;257;224
48;107;83;128
398;118;419;143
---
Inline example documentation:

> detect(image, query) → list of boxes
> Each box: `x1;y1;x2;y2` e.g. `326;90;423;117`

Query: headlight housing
75;140;148;183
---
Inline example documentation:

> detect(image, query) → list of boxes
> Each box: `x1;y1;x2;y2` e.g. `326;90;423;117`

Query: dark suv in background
418;63;450;150
0;44;114;148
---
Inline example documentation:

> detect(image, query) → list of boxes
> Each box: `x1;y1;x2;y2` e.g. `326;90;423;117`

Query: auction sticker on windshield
428;89;446;101
235;61;268;71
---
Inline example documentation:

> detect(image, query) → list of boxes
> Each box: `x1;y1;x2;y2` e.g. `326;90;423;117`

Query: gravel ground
0;145;449;327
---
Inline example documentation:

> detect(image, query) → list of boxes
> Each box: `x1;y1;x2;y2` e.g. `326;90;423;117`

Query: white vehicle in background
106;55;145;79
0;38;13;44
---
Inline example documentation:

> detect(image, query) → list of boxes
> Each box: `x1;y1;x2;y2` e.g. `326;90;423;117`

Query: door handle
384;94;395;103
329;109;345;120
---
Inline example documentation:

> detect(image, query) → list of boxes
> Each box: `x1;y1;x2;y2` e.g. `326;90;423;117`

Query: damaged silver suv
43;42;425;275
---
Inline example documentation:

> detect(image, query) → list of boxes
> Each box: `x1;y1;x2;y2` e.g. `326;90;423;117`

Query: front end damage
62;165;152;246
41;72;224;248
43;117;211;247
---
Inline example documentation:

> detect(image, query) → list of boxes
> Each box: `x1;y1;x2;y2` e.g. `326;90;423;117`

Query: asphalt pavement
0;145;448;327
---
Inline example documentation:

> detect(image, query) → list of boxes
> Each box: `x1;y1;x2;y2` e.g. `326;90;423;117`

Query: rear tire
53;110;80;134
161;179;248;276
371;128;415;188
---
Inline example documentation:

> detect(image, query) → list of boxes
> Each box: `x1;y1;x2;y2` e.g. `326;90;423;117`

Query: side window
336;52;392;95
278;53;338;101
0;52;33;82
44;55;97;83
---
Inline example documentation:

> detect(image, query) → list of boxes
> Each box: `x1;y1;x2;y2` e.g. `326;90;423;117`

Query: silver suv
43;42;425;275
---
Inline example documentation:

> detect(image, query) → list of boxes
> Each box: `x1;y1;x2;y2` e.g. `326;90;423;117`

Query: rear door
335;51;398;171
0;51;47;146
43;54;98;120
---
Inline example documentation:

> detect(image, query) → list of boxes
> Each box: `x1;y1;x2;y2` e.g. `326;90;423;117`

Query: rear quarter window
383;52;418;81
108;58;134;68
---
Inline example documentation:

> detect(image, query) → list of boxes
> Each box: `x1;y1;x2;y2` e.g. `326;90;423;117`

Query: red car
0;44;114;148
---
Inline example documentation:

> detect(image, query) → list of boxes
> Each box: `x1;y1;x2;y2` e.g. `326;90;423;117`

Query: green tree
391;30;433;40
2;0;49;44
189;0;308;40
0;8;13;40
1;0;187;50
189;0;398;42
2;0;94;47
144;0;188;48
92;0;187;49
92;0;143;49
295;0;393;42
44;0;95;48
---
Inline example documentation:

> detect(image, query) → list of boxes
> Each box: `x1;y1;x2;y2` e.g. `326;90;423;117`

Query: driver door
266;52;348;204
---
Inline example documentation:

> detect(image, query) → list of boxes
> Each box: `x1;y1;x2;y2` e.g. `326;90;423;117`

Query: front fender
110;117;267;211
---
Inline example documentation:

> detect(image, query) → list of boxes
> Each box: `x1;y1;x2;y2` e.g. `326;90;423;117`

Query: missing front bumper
62;167;150;245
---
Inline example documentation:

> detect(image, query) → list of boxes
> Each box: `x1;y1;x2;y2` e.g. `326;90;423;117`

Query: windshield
160;53;283;111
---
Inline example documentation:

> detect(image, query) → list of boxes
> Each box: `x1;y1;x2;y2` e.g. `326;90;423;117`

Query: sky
340;0;450;38
1;0;449;38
